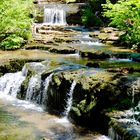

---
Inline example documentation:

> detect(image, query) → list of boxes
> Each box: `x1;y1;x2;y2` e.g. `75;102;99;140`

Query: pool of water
0;98;110;140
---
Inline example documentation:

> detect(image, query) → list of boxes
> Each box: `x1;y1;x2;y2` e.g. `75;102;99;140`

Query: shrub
0;0;33;50
81;6;102;27
1;35;24;50
102;0;140;47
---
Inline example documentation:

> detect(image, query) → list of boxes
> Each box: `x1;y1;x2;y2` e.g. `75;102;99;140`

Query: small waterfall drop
108;127;123;140
124;79;140;124
42;73;53;105
25;75;41;103
44;7;67;25
0;72;25;97
0;68;43;112
64;80;76;117
55;80;76;124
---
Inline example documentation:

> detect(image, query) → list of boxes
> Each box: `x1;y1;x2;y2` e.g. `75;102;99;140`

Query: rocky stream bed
0;0;140;140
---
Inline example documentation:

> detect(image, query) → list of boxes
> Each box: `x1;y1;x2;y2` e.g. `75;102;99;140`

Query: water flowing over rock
42;73;53;105
0;59;140;139
25;75;41;103
0;72;25;97
64;80;76;116
44;7;67;25
108;127;123;140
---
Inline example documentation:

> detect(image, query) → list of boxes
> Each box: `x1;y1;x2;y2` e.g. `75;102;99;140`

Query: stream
0;78;109;140
0;2;140;140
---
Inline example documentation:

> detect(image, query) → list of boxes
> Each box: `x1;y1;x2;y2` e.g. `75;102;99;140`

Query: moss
17;63;36;100
71;107;81;116
109;120;140;140
78;97;96;113
53;75;61;86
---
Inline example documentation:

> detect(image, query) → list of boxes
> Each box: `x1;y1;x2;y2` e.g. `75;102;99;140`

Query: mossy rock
109;120;140;140
44;72;72;115
16;63;38;100
68;72;140;130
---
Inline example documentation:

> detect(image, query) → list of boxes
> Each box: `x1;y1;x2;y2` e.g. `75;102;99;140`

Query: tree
103;0;140;47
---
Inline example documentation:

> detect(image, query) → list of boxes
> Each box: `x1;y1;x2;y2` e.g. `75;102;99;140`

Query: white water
64;80;77;116
0;72;25;97
26;75;41;102
75;32;104;46
42;73;53;104
121;78;140;124
81;40;104;46
107;79;140;140
108;127;123;140
0;71;43;112
109;58;132;62
44;7;67;25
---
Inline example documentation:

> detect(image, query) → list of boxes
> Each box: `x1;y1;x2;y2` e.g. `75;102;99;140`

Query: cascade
108;79;140;140
124;79;140;124
25;75;41;103
0;66;43;111
0;72;25;97
44;7;67;25
42;73;53;105
108;127;123;140
64;80;76;117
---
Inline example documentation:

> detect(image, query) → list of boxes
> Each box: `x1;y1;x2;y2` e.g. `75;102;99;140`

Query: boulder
43;71;77;114
41;68;140;132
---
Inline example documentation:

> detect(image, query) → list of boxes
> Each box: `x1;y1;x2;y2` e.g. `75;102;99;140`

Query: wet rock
44;71;74;115
86;62;100;68
26;41;76;54
108;120;140;140
89;27;125;45
68;73;140;131
107;67;134;74
17;63;36;100
40;68;140;131
0;59;42;75
80;51;110;60
17;62;45;100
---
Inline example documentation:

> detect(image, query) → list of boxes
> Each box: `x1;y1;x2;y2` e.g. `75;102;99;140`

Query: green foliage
1;35;24;50
0;0;33;50
81;7;102;27
102;0;140;47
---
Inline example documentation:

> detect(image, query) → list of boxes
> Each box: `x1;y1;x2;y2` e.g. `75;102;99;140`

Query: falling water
108;79;140;140
42;73;53;105
0;72;25;97
64;80;76;117
80;32;103;46
108;127;123;140
44;7;67;25
0;69;43;111
125;79;140;124
55;80;76;124
25;75;41;103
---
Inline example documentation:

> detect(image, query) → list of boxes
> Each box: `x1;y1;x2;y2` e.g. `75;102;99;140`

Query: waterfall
55;80;76;124
108;127;123;140
124;79;140;124
25;75;41;103
0;68;43;111
64;80;76;117
44;7;67;25
0;72;25;97
42;73;53;105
